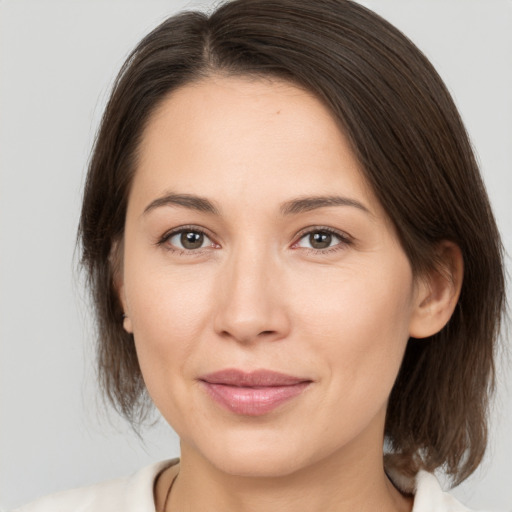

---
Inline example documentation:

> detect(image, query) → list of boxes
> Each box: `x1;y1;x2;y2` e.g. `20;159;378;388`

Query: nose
213;245;291;345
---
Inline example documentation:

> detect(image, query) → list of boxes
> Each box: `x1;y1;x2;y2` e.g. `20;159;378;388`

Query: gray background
1;0;511;510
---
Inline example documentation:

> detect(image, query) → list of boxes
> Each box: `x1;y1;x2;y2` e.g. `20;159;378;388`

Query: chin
210;449;309;478
188;426;325;479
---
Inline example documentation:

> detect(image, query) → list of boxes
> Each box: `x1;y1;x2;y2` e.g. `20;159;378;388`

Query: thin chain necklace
162;473;178;512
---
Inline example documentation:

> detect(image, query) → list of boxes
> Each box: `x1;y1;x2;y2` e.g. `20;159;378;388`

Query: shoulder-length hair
78;0;506;484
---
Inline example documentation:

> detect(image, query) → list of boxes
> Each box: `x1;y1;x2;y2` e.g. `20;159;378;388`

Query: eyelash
292;226;353;255
156;225;353;255
156;225;217;255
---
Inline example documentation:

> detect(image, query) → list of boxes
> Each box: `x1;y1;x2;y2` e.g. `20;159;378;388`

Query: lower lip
201;381;311;416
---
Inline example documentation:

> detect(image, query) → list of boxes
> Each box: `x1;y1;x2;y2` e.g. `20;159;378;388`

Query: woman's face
120;76;422;477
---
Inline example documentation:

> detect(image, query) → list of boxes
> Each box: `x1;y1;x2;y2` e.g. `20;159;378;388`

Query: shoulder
12;459;178;512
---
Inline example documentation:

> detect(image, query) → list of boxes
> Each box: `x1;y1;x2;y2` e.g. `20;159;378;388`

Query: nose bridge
214;238;287;343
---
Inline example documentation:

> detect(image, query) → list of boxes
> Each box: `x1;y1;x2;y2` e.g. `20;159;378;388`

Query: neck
163;441;412;512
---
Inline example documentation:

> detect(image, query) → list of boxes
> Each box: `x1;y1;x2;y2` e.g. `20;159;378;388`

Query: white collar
386;465;473;512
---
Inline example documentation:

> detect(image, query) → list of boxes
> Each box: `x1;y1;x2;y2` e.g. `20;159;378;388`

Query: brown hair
78;0;506;484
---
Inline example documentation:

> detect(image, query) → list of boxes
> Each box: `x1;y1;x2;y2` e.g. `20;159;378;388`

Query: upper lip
199;369;311;387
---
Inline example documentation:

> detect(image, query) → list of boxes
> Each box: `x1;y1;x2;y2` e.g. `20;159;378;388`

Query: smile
199;369;312;416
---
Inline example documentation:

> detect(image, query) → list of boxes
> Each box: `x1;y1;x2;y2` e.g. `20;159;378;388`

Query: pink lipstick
199;369;312;416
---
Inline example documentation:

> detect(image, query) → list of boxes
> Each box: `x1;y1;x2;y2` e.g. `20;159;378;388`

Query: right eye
161;228;216;251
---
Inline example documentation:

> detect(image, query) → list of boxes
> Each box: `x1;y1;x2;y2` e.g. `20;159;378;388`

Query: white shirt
13;459;479;512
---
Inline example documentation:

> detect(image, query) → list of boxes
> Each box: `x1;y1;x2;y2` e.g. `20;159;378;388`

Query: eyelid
155;224;353;253
156;224;220;251
291;226;354;251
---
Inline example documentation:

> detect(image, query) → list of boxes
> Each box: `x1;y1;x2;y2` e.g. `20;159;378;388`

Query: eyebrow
280;195;372;216
144;193;220;216
143;192;371;217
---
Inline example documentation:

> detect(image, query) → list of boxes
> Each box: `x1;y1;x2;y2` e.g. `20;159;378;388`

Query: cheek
293;256;414;401
122;254;216;401
130;271;211;338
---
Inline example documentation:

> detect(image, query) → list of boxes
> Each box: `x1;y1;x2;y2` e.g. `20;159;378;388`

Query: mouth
199;369;313;416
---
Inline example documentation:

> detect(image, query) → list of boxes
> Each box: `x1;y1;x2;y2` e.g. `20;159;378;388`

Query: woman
14;0;506;510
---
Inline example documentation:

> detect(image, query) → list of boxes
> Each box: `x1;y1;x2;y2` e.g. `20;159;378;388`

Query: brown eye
295;229;346;251
181;231;204;249
309;232;332;249
167;230;211;250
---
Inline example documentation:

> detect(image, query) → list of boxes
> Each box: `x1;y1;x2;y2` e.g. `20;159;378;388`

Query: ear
110;237;133;334
408;241;463;339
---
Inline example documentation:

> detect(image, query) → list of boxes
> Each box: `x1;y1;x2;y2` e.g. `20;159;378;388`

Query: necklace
162;473;178;512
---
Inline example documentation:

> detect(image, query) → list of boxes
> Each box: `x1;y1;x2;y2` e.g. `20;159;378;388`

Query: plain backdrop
1;0;511;510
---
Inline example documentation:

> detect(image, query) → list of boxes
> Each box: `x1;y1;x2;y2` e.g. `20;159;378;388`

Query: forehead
132;75;381;216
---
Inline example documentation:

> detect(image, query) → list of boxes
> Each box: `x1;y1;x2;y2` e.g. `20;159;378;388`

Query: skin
118;76;462;512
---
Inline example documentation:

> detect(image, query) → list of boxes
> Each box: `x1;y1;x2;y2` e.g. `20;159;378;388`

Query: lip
199;369;312;416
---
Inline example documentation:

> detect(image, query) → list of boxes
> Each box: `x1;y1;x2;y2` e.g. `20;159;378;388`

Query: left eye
296;230;343;250
168;230;213;250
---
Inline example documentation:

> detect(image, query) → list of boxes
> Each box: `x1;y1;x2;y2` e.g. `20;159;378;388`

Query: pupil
310;232;331;249
181;231;203;249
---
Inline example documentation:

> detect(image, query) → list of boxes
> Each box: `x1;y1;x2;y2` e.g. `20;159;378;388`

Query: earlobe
110;237;133;334
122;312;133;333
409;242;464;339
117;280;134;335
